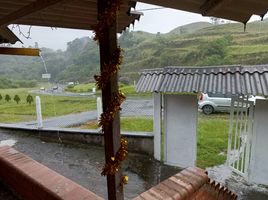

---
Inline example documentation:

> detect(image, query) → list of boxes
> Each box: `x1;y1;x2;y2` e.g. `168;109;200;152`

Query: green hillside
1;19;268;87
168;22;213;35
119;19;268;81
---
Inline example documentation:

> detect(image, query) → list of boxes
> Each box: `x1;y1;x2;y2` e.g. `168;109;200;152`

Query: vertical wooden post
97;0;123;200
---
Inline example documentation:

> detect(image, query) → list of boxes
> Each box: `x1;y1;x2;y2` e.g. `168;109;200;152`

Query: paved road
30;89;95;98
8;99;153;128
14;110;97;128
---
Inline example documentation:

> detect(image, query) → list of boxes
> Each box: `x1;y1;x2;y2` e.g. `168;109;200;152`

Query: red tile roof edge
133;167;237;200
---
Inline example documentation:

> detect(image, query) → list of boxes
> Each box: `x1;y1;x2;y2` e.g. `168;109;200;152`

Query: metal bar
236;95;245;171
0;47;40;56
245;101;254;178
233;97;240;168
227;96;235;166
241;96;247;173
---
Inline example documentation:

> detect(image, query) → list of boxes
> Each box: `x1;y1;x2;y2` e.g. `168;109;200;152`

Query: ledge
133;167;237;200
0;146;103;200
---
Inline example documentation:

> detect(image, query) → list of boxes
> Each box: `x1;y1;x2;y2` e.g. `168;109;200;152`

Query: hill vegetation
1;19;268;87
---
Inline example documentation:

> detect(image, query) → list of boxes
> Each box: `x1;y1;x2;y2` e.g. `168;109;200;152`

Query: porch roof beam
200;0;233;16
0;0;65;27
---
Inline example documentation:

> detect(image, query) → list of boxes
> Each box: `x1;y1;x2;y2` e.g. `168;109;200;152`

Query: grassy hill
119;18;268;81
168;22;213;35
1;19;268;86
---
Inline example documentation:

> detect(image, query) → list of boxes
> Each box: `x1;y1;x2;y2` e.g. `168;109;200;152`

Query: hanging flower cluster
101;138;128;176
92;0;128;181
92;0;122;42
94;48;123;89
99;91;125;128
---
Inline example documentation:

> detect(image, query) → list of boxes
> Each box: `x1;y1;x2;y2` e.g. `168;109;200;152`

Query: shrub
26;95;34;105
14;95;21;104
5;94;11;102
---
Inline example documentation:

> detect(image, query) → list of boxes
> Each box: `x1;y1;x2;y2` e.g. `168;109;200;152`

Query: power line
135;7;166;12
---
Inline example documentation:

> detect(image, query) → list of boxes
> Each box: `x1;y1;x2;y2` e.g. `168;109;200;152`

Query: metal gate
227;95;255;178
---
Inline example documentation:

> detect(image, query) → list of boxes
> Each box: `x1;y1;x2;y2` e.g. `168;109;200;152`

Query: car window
207;93;230;98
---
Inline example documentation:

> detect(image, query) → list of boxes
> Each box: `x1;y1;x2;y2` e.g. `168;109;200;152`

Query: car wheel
202;105;214;115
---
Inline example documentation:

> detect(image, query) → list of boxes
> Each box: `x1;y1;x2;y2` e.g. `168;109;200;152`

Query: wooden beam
200;0;233;16
0;0;65;26
0;47;40;56
97;0;124;200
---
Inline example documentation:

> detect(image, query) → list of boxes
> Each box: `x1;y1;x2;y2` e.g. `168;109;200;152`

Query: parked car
198;93;265;115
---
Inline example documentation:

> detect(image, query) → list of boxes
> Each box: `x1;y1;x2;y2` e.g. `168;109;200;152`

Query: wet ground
0;181;20;200
207;165;268;200
0;129;180;200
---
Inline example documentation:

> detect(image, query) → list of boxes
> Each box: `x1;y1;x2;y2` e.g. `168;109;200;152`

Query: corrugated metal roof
0;0;141;32
0;27;21;44
136;65;268;96
140;0;268;24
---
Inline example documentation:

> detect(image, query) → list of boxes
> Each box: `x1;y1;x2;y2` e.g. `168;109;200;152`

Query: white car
198;93;265;115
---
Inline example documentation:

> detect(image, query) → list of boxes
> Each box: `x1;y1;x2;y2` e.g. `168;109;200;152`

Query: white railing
227;95;254;179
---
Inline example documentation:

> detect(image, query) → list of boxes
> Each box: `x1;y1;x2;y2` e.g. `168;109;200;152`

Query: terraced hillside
119;19;268;81
1;20;268;84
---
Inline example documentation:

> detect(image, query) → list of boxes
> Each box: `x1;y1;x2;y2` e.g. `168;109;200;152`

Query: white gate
227;95;255;178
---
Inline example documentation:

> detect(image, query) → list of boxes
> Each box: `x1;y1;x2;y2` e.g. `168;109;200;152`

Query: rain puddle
0;139;17;147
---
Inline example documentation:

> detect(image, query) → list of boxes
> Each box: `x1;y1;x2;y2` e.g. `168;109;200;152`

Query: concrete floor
0;128;180;200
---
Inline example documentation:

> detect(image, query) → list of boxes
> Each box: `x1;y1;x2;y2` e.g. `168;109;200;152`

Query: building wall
0;127;154;156
249;99;268;185
164;94;197;167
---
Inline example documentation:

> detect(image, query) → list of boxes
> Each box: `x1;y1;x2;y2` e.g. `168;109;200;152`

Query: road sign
42;73;51;79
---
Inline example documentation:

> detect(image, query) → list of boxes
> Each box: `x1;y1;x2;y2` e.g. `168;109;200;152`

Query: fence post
36;96;43;129
92;87;96;94
97;97;103;121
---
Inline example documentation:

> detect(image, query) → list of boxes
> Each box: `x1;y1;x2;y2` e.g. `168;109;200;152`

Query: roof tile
136;65;268;95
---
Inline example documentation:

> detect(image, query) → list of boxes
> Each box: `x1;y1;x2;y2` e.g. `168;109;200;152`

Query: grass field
79;113;230;169
0;87;96;123
80;117;154;132
65;83;96;93
65;83;150;97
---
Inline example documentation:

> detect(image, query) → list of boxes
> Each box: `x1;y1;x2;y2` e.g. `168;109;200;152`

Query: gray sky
11;2;261;51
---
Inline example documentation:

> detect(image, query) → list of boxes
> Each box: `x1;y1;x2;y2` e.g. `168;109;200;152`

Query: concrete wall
164;94;197;168
153;92;162;161
0;126;153;156
249;99;268;185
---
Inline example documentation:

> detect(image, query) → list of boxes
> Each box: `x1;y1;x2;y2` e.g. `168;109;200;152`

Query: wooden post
97;0;123;200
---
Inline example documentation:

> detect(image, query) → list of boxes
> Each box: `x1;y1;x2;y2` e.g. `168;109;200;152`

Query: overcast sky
11;2;262;51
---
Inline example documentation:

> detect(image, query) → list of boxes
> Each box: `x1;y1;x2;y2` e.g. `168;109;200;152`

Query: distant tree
14;95;21;104
179;27;187;34
210;17;221;25
26;95;34;105
0;94;2;101
5;94;11;102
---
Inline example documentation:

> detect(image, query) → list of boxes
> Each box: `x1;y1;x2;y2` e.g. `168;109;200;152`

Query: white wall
153;92;162;161
249;99;268;185
164;94;197;168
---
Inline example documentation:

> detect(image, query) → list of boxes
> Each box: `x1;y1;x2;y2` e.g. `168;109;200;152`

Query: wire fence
0;86;153;133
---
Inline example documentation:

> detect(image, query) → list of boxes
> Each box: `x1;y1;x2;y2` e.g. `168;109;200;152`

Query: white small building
136;65;268;185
